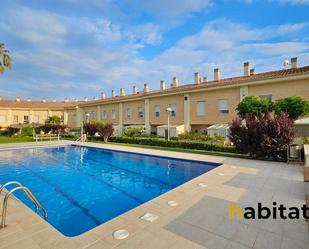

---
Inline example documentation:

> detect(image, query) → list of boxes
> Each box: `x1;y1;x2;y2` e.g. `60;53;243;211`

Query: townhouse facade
1;57;309;136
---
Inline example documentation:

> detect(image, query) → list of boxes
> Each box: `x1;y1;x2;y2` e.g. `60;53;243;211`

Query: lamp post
166;107;172;141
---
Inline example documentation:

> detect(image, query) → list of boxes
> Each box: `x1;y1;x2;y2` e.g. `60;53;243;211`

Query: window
0;115;6;123
218;99;229;114
13;115;18;123
111;109;116;119
197;101;205;116
24;115;29;123
169;104;176;117
90;112;96;120
33;115;40;123
102;110;107;119
137;107;144;118
126;108;132;119
155;105;160;117
259;95;272;101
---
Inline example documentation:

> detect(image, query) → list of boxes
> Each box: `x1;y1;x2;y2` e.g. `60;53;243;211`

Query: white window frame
155;105;160;117
126;108;132;119
218;99;229;114
23;115;29;123
137;107;144;118
259;95;272;101
169;104;176;117
0;115;6;123
33;115;40;123
102;110;107;119
111;109;116;119
197;101;205;116
13;115;19;123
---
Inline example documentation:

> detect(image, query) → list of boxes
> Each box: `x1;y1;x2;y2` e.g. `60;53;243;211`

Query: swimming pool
0;145;220;236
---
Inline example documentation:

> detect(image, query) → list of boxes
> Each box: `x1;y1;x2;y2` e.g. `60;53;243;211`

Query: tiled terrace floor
0;141;308;249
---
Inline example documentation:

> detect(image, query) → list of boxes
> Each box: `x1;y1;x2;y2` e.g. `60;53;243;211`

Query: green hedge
109;136;237;153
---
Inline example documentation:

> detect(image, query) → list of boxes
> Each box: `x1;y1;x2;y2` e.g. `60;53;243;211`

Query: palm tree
0;42;12;74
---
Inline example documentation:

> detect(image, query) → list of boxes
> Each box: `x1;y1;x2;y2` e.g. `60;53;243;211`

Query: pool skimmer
113;229;129;240
198;183;208;188
167;200;179;207
140;212;159;222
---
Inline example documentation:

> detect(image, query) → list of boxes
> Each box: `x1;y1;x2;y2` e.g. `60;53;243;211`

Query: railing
0;181;47;228
35;134;60;142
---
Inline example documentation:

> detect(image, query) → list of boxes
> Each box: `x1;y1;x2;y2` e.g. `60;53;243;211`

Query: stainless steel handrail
1;186;47;228
0;181;23;196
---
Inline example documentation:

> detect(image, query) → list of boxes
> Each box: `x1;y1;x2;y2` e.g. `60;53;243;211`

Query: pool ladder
0;181;47;228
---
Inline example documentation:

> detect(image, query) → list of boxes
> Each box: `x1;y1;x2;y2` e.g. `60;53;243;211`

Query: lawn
0;136;34;143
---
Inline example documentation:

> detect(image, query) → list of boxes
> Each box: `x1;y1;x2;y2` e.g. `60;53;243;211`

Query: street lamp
166;107;172;141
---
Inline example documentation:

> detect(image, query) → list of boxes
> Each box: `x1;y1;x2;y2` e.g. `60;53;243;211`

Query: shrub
84;121;114;142
236;96;273;118
84;123;99;136
39;124;67;135
109;136;236;153
274;96;309;120
21;126;34;136
228;113;294;160
4;127;20;136
123;126;144;137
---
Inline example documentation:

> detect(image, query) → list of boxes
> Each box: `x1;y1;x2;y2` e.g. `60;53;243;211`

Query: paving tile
253;230;282;249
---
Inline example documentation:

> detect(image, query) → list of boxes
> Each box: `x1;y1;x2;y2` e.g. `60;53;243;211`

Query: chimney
244;62;250;76
27;98;32;102
52;99;57;102
64;97;69;103
160;80;166;91
203;76;208;82
120;88;126;96
16;97;21;102
133;85;138;94
111;90;116;98
250;69;255;76
291;57;297;69
84;97;88;102
194;72;201;84
42;98;46;103
172;77;179;88
101;92;106;99
214;68;220;81
93;97;98;100
143;84;149;93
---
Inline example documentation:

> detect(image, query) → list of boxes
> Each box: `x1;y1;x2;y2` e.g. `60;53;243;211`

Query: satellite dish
283;59;290;69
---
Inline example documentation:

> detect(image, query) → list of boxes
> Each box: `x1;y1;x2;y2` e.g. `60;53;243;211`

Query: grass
0;135;34;143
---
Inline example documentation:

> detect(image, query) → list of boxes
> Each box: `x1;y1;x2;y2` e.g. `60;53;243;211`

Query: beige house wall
0;108;65;128
248;79;309;101
96;103;119;125
190;87;240;125
149;94;184;125
122;100;145;125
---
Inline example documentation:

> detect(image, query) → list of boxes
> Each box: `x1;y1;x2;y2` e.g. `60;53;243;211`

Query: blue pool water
0;145;219;236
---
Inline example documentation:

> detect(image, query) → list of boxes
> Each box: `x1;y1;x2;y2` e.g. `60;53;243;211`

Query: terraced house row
1;57;309;136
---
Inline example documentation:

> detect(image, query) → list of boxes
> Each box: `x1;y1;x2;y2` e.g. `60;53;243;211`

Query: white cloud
0;4;308;99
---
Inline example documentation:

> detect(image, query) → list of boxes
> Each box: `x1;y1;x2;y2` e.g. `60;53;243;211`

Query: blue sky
0;0;309;100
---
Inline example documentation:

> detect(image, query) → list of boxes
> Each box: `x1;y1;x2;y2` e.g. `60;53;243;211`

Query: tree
236;96;273;118
228;113;294;159
45;115;61;125
274;96;309;120
97;123;114;142
0;42;12;74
